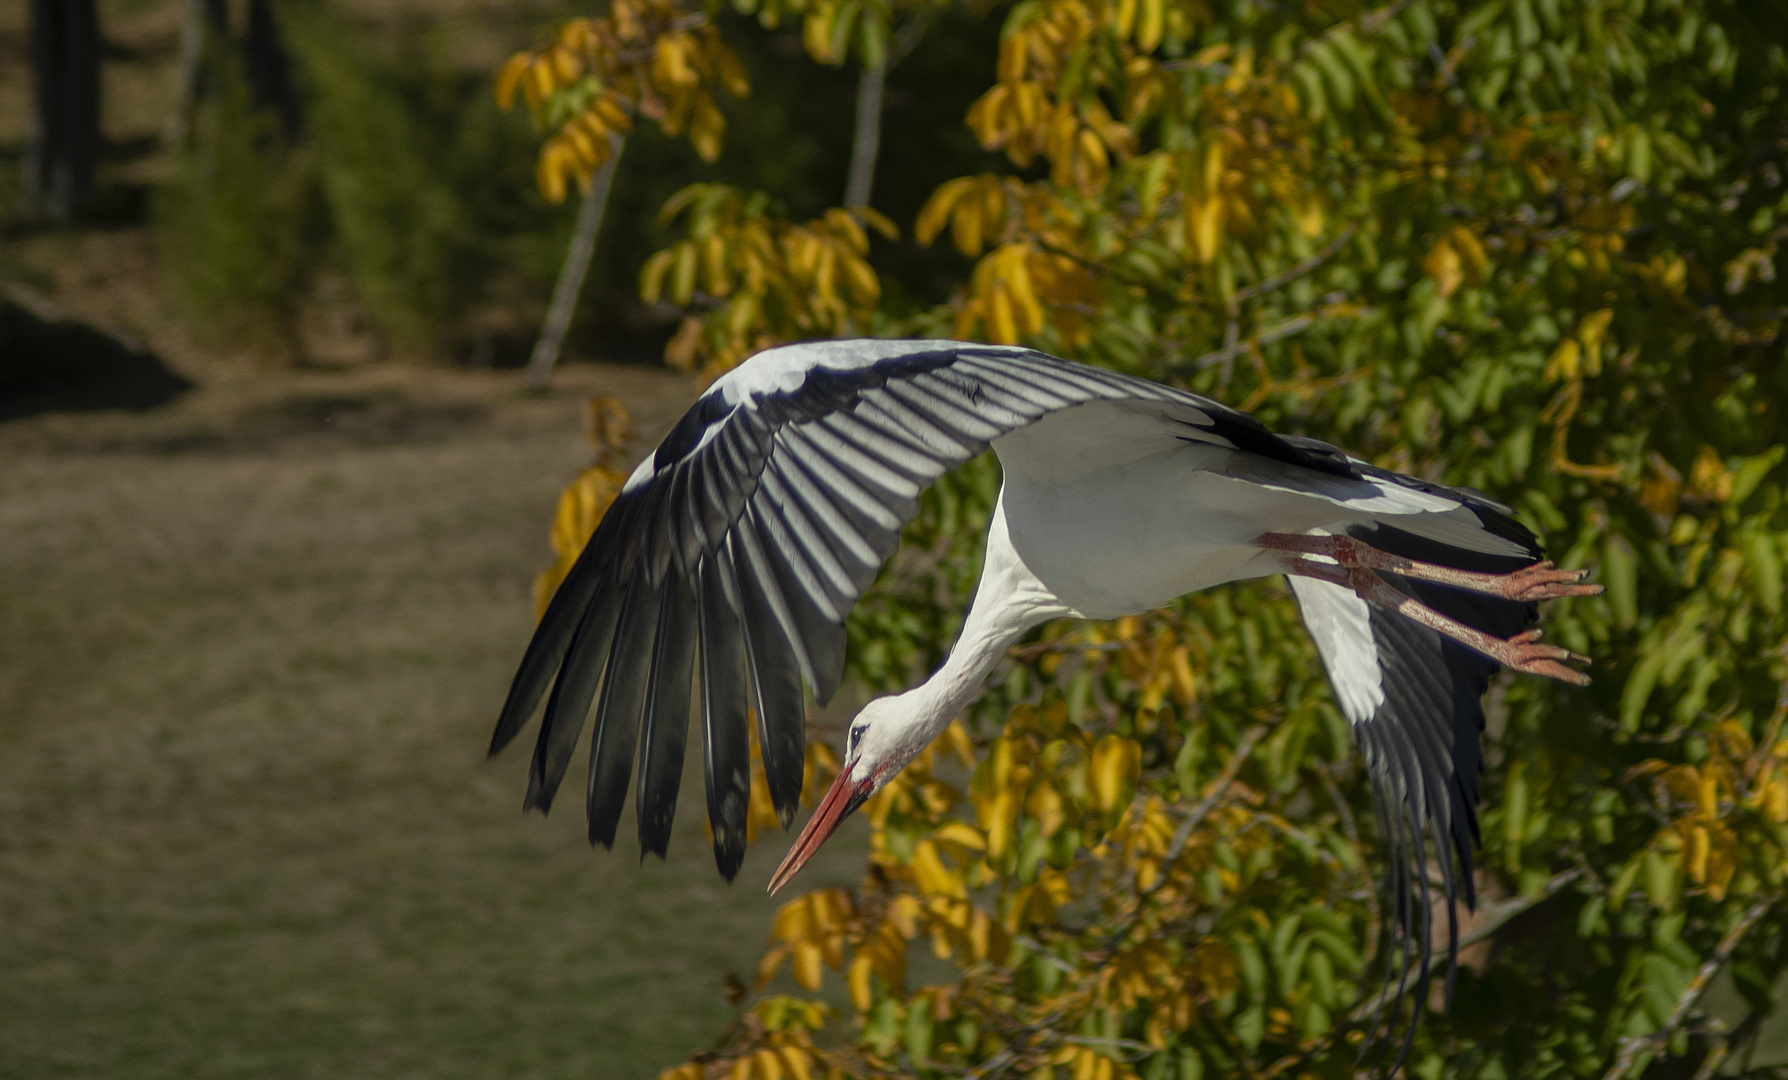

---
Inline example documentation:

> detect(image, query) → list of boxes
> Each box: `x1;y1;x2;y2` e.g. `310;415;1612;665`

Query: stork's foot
1486;629;1593;686
1257;533;1603;605
1497;561;1605;603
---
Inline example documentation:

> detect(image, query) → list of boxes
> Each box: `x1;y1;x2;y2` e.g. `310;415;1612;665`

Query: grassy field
0;363;866;1080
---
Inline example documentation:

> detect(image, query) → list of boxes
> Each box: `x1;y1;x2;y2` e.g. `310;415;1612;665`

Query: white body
851;398;1522;782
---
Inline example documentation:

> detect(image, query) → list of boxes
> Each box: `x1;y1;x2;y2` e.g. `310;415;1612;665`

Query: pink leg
1278;556;1593;686
1259;532;1604;603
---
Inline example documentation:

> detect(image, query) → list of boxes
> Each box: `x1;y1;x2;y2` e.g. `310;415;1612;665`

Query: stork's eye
848;724;867;755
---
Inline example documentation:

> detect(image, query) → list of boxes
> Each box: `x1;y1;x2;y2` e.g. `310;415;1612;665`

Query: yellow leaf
1186;198;1222;263
754;1047;785;1080
979;786;1020;859
1544;338;1580;383
778;1047;813;1080
910;840;967;898
1169;646;1196;705
530;58;556;107
1685;823;1710;884
1091;735;1141;814
1424;237;1463;298
791;941;824;991
1292;198;1324;239
1026;782;1066;838
1577;307;1614;375
847;955;873;1010
537;145;569;205
1762;772;1787;822
495;54;530;109
1191;42;1231;65
916;178;971;247
640;250;677;304
988;283;1020;344
1690;445;1733;501
1136;0;1162;51
888;894;921;938
933;820;988;855
1450;225;1489;281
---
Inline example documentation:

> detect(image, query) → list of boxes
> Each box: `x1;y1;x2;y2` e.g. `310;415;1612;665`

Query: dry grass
0;363;865;1080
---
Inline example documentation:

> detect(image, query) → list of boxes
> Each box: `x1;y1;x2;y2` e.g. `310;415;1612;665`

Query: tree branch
1231;224;1358;305
1600;896;1778;1080
1173;314;1317;376
1455;867;1586;951
1155;725;1269;877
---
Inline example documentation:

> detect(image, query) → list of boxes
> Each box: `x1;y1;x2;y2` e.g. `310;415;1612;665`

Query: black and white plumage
490;339;1596;1052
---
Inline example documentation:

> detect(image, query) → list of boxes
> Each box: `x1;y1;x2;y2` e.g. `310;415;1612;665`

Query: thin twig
962;1048;1016;1079
1232;224;1358;305
1058;1034;1158;1059
1455;867;1587;951
1154;725;1270;879
1346;868;1587;1023
1600;896;1777;1080
1007;639;1123;661
1318;766;1378;964
1176;314;1318;377
1689;1032;1729;1080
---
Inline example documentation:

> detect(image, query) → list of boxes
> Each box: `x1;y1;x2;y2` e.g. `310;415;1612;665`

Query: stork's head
766;695;929;893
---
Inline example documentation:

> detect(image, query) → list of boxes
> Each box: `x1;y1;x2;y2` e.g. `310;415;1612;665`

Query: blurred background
0;0;952;1075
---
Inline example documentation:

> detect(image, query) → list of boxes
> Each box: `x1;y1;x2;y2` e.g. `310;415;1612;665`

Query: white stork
490;339;1599;1043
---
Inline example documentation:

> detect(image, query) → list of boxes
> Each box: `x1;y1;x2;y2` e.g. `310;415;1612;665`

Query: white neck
882;498;1072;759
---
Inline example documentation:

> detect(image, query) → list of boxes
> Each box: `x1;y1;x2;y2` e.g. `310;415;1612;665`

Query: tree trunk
843;60;886;210
24;0;102;223
166;0;230;148
525;135;626;392
245;0;301;137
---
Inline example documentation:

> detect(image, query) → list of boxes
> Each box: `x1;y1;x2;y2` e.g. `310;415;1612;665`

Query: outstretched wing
491;339;1356;878
1288;499;1538;1065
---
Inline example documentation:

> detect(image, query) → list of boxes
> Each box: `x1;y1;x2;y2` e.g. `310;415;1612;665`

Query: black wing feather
586;566;660;848
698;552;752;879
733;516;809;824
638;573;698;858
525;570;623;812
1327;513;1538;1066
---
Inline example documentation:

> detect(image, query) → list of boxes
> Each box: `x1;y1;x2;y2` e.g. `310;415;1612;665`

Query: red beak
767;765;875;894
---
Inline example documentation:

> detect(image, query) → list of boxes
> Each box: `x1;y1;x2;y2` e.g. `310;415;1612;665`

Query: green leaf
1603;533;1639;629
1234;1002;1266;1051
1621;639;1666;732
904;995;933;1065
1744;530;1783;615
1729;446;1784;506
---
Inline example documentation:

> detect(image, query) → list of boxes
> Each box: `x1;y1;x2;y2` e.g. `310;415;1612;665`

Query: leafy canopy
507;1;1788;1077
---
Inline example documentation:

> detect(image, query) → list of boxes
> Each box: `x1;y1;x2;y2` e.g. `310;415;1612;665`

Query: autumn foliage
506;1;1788;1077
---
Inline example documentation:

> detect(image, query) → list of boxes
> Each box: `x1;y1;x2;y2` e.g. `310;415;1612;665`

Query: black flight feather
586;565;660;848
1334;509;1538;1068
638;572;698;859
732;520;809;824
698;552;752;880
525;569;624;812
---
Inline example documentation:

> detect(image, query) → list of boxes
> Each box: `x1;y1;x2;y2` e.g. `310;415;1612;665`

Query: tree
495;0;750;387
23;0;101;223
514;1;1788;1076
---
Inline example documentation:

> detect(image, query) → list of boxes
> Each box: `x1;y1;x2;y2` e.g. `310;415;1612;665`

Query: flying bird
491;338;1599;1044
